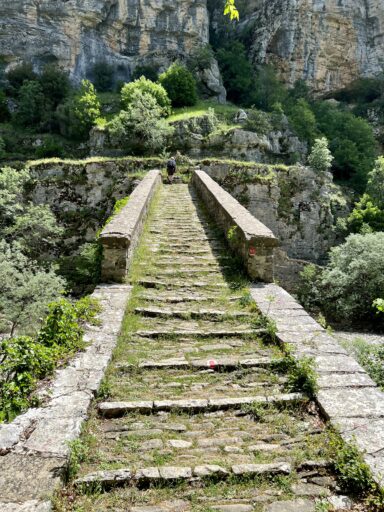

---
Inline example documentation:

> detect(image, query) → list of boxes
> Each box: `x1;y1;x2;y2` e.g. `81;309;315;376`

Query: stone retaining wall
0;284;131;511
192;169;279;282
100;169;162;282
250;283;384;488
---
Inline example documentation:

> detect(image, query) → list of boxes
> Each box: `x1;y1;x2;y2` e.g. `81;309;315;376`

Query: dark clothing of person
167;158;176;176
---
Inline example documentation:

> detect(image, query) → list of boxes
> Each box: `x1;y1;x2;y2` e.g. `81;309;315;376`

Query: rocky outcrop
211;0;384;93
0;0;208;83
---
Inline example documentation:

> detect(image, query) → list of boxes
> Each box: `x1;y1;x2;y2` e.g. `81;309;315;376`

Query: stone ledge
100;169;162;282
0;284;132;508
250;282;384;488
191;169;278;282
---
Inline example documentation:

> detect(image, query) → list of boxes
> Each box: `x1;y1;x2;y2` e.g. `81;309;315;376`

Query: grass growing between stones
55;184;370;511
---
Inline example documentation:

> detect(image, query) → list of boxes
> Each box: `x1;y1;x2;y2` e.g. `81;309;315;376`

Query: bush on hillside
187;44;215;72
131;65;159;83
39;64;70;108
0;89;10;122
6;63;37;94
216;42;254;104
251;64;287;111
0;137;5;159
159;62;197;108
308;137;333;173
109;89;174;153
243;109;272;135
14;80;46;127
287;98;318;144
298;232;384;326
366;155;384;209
92;61;115;92
121;76;171;116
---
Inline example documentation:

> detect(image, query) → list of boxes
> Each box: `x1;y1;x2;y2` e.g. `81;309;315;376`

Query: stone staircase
68;184;356;511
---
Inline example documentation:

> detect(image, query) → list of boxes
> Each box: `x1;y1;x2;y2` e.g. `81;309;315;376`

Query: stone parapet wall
250;283;384;489
0;284;131;511
100;169;162;282
192;169;279;282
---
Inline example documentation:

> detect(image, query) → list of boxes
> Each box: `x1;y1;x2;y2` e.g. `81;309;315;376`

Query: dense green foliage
0;89;9;122
110;90;173;154
159;63;197;107
121;76;171;116
0;296;100;422
216;42;254;104
92;61;115;92
340;157;384;234
132;65;159;83
6;62;37;93
0;167;65;334
15;80;46;127
299;232;384;326
308;137;333;173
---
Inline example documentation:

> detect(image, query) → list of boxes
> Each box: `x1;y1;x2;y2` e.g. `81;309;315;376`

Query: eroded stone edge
250;282;384;488
0;284;132;508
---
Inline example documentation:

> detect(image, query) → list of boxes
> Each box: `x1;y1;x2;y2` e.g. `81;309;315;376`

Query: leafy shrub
187;44;215;72
39;64;70;107
343;194;384;234
308;137;334;173
0;296;100;422
109;90;173;154
0;89;10;121
366;155;384;209
216;42;254;104
299;232;384;325
159;62;197;107
14;80;46;127
288;98;318;144
58;242;102;294
0;241;66;336
333;77;384;104
243;109;272;135
0;137;5;159
35;136;64;158
251;64;288;111
92;61;115;92
6;63;37;94
132;65;159;83
121;76;171;116
57;80;100;140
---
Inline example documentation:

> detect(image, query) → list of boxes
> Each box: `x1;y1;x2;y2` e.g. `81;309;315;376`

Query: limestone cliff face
211;0;384;93
0;0;209;81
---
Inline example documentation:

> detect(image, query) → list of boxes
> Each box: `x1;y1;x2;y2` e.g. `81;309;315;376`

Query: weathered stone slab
264;499;315;512
74;468;132;488
231;462;291;477
317;372;376;388
318;387;384;419
211;505;253;512
98;401;154;417
0;453;64;502
193;465;229;477
154;399;208;411
158;466;192;480
0;501;52;512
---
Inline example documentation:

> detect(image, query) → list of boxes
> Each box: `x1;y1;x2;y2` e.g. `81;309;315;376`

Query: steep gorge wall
0;0;208;81
210;0;384;93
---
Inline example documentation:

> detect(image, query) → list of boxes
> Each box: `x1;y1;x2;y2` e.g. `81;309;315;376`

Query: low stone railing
100;169;162;282
192;169;279;282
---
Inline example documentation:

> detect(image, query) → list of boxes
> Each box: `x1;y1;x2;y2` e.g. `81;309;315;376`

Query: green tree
366;156;384;209
39;64;70;107
92;61;115;92
0;137;5;159
251;65;287;111
58;80;101;140
288;99;318;144
216;42;253;104
121;76;171;116
159;62;197;108
0;167;29;225
308;137;333;172
0;89;10;122
132;65;159;83
6;63;37;94
187;45;215;73
15;80;45;127
109;90;173;154
343;194;384;234
0;241;65;335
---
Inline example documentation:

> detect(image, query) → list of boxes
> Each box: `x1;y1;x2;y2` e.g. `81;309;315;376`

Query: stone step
98;393;305;417
135;328;262;339
138;293;234;303
74;462;291;490
135;279;228;289
140;269;225;277
116;355;275;371
134;307;251;320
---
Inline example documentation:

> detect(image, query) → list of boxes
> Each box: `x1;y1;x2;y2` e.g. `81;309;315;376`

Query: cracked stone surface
63;184;365;510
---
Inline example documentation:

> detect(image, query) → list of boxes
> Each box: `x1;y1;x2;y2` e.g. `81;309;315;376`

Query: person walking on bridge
166;156;177;184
